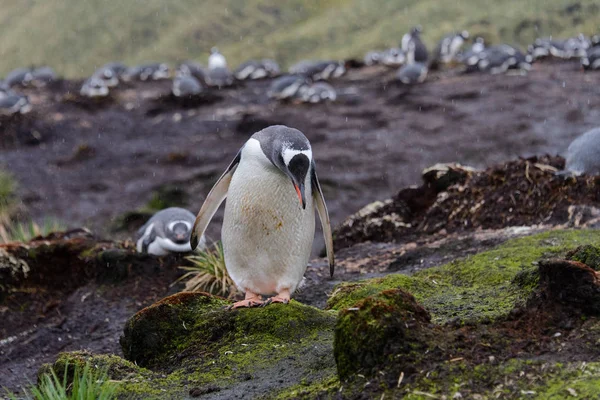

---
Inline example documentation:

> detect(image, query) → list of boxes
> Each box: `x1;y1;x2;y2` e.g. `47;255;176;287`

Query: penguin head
411;25;422;35
460;31;469;40
211;47;220;54
253;126;313;209
166;220;192;244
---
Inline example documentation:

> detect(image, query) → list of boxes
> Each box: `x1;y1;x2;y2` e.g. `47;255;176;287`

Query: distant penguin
172;73;203;97
301;82;336;103
528;37;552;60
100;62;128;79
289;60;345;80
136;207;204;255
396;62;428;84
459;37;486;65
31;67;57;86
234;59;280;80
381;48;406;67
582;46;600;71
268;75;310;100
431;31;469;67
547;34;589;59
205;67;234;88
125;63;170;81
402;26;428;63
93;66;119;88
80;76;109;98
0;93;31;116
189;125;334;308
4;68;33;87
467;45;530;74
177;61;207;84
565;127;600;175
208;47;227;70
364;50;383;66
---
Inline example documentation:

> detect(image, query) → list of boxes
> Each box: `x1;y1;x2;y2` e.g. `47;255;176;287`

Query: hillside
0;0;598;78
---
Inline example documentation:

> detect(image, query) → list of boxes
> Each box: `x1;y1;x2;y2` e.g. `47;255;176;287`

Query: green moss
566;245;600;271
402;360;600;399
115;292;338;397
328;229;600;324
270;375;340;399
334;289;433;379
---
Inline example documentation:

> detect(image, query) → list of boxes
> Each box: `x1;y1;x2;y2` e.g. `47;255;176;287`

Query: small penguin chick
396;62;428;84
136;207;205;256
190;125;334;309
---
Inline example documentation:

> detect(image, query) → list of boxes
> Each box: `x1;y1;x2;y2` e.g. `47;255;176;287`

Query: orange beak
293;183;306;209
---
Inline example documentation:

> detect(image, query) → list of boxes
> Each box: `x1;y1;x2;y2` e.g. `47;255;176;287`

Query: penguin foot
262;290;291;306
226;299;265;310
226;291;264;310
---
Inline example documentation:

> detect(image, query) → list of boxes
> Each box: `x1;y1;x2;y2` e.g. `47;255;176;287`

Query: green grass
0;0;597;78
173;241;238;298
5;361;117;400
0;218;66;244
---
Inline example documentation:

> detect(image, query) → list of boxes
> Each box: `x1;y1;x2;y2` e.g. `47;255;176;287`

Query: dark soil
1;60;599;251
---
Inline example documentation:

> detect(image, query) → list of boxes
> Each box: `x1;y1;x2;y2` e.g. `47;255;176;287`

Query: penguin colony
3;28;598;115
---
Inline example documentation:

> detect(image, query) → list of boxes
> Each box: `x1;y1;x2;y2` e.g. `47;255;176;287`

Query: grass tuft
173;241;238;298
0;218;66;244
5;361;117;400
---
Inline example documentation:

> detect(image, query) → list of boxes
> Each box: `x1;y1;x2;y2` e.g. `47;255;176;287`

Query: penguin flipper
190;150;241;250
311;164;335;277
137;222;156;253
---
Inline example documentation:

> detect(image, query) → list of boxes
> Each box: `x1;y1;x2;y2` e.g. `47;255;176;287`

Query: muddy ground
1;59;599;247
1;59;600;394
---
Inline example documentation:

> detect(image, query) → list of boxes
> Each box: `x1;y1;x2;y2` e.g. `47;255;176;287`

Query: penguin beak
293;182;306;209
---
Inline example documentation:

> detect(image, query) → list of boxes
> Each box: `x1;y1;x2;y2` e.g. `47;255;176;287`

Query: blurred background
1;0;597;77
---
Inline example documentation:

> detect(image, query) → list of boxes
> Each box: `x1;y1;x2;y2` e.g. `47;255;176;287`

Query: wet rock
538;258;600;314
334;289;432;380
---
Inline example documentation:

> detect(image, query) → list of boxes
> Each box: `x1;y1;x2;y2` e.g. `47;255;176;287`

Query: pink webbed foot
226;291;264;310
262;289;291;307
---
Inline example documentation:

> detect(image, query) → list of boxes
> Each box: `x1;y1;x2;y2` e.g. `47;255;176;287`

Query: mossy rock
328;229;600;324
566;244;600;270
120;292;229;368
334;288;433;380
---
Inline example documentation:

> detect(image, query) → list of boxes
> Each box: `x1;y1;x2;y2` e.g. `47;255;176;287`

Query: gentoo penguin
289;60;346;80
0;93;31;116
124;63;170;81
364;50;383;66
565;127;600;175
205;67;234;88
380;48;406;67
234;59;281;80
208;47;227;70
431;31;469;67
136;207;205;255
528;37;552;60
396;62;428;84
466;45;531;74
80;76;109;97
92;66;120;88
267;75;310;100
402;26;428;63
103;62;128;77
547;34;589;59
459;37;486;65
582;46;600;71
178;61;207;84
4;68;33;87
172;73;203;97
31;66;57;87
190;125;334;308
301;82;336;103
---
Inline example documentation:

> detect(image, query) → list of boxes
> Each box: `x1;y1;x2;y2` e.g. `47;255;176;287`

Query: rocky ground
2;59;600;398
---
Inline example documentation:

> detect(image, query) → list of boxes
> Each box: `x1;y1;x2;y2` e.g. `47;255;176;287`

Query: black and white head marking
251;125;313;208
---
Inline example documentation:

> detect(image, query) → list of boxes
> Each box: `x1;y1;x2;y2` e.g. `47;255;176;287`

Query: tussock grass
0;218;66;244
5;361;117;400
174;241;238;298
0;0;597;78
